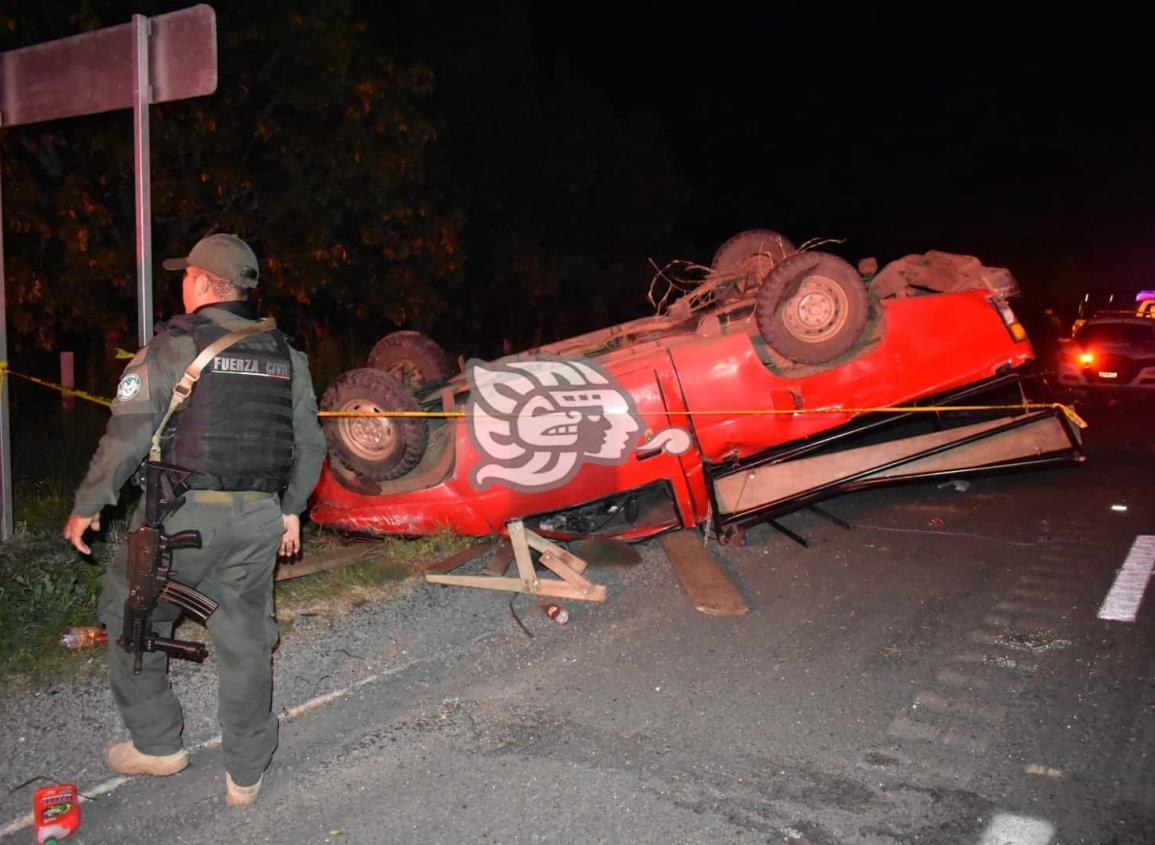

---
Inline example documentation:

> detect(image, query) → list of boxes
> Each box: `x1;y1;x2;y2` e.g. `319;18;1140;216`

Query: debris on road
540;602;570;624
659;529;748;617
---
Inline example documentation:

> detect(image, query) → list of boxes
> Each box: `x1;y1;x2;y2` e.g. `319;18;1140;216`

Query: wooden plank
870;415;1074;478
425;574;524;592
276;540;492;582
538;550;596;592
484;540;514;576
424;519;607;602
275;542;393;582
714;414;1070;514
659;530;748;617
416;542;495;573
525;580;607;601
425;573;607;601
525;533;588;574
508;520;537;588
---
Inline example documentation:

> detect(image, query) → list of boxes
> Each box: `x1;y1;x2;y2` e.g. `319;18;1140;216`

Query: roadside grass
0;521;476;684
0;384;478;684
0;392;113;683
274;527;473;626
0;530;111;684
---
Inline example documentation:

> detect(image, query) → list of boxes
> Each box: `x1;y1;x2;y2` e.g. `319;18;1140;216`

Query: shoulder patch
116;373;144;402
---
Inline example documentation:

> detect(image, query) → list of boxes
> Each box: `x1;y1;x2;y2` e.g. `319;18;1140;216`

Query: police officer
63;233;327;806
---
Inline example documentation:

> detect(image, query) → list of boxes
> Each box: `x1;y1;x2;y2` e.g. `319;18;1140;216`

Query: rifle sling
148;318;278;463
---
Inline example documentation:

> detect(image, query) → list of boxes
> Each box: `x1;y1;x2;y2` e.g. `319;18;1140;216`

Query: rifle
120;462;218;674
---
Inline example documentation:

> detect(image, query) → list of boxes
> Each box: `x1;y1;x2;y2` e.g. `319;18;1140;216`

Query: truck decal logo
466;357;690;492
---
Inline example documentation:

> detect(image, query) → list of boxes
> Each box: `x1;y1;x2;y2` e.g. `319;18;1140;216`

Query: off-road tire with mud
320;368;428;481
367;330;453;390
755;251;871;364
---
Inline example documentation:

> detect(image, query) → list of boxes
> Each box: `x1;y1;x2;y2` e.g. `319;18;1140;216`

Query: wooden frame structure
425;519;607;602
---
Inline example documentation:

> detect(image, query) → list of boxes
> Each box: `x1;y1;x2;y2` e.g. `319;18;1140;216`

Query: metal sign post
0;4;217;539
133;14;155;345
0;146;11;540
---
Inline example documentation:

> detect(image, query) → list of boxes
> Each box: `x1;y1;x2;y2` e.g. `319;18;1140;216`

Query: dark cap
162;234;260;289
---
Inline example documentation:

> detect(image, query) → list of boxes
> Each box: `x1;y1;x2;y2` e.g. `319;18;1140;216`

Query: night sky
4;1;1152;333
529;3;1154;320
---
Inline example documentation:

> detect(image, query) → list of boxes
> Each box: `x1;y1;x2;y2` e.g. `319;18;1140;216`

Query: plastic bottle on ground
58;627;108;650
541;603;569;625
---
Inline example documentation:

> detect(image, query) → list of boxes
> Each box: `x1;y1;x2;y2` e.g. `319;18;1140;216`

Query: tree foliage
370;1;687;356
1;0;685;389
1;0;459;381
149;0;461;376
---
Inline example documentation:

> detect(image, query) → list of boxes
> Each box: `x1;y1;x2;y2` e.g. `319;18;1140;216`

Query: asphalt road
3;397;1153;844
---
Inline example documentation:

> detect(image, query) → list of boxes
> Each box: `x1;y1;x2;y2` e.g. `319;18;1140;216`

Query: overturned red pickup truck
309;230;1083;542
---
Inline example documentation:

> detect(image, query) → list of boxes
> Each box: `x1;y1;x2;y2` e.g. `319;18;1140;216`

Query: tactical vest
160;313;295;492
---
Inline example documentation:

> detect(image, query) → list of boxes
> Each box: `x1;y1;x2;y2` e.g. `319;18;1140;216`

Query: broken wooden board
416;542;496;573
713;413;1073;515
427;519;607;601
276;541;493;582
484;540;514;576
275;542;393;582
659;530;749;617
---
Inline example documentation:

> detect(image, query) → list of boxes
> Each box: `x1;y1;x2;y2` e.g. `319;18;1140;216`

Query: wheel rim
780;274;850;343
385;359;424;389
337;399;399;463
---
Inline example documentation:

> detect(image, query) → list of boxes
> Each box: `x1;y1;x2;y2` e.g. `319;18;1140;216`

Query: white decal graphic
637;427;692;455
466;357;692;492
116;373;143;402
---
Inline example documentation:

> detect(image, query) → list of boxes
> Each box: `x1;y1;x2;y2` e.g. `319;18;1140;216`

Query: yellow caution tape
317;402;1089;429
1056;404;1088;430
0;361;1088;430
0;363;113;407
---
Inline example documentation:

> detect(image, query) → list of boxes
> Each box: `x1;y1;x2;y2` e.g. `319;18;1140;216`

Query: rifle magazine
160;581;219;623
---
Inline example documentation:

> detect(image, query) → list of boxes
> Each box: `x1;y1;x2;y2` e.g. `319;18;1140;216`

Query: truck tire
320;368;428;481
711;229;796;292
367;330;453;389
755;251;870;364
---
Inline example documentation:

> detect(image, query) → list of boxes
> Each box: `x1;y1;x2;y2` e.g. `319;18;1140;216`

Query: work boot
225;772;263;807
105;741;189;776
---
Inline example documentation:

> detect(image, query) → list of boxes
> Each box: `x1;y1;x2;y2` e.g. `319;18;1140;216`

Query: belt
186;490;275;504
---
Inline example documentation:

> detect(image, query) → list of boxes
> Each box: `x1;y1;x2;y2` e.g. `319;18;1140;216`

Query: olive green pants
98;492;284;786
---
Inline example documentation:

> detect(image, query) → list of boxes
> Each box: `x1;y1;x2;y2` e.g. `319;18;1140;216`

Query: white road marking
1;728;243;837
0;813;31;837
978;813;1054;845
1098;535;1155;622
1;657;426;837
283;689;348;719
0;777;129;838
